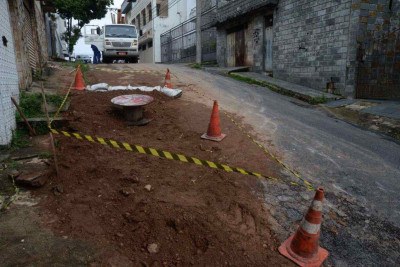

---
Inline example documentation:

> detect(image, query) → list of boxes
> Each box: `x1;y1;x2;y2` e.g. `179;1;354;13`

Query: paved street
140;64;400;266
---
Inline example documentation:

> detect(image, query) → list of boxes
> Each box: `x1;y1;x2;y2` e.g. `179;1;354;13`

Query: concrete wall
140;45;154;63
0;1;19;146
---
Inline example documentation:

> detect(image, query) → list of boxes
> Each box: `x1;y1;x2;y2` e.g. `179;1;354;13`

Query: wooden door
227;32;235;67
235;29;245;66
264;27;273;71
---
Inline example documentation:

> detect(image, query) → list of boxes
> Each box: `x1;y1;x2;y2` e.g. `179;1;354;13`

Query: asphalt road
113;63;400;266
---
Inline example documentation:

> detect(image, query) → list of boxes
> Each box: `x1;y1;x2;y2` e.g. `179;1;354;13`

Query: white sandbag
161;87;183;98
109;86;128;90
88;83;109;91
87;83;183;98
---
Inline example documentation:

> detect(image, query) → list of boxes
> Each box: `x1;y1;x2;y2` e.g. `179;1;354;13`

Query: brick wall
0;1;19;146
272;0;398;96
273;0;357;95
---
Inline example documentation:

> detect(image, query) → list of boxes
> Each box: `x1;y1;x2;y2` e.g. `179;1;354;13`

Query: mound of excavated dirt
37;90;293;266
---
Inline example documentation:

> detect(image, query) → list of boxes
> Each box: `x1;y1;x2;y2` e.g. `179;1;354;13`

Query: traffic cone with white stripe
164;69;173;89
278;188;329;267
201;100;226;142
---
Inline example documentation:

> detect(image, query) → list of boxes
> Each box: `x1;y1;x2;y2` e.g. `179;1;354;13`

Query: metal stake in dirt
11;97;36;136
40;82;60;177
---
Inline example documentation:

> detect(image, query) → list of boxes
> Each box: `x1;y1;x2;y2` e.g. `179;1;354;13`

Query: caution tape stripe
50;128;278;182
222;112;315;191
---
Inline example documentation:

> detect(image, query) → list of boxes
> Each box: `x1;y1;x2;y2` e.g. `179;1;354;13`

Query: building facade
122;0;194;63
215;0;400;99
46;13;68;59
7;0;49;90
0;0;19;146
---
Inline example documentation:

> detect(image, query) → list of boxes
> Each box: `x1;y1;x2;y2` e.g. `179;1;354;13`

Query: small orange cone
73;65;86;91
201;100;226;142
164;69;173;89
279;188;329;267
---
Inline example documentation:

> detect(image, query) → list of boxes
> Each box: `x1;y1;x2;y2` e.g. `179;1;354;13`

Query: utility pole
196;0;202;64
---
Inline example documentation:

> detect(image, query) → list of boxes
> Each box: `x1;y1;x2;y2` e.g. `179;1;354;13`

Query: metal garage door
22;3;38;72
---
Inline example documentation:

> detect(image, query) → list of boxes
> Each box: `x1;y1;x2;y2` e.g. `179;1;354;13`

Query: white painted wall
125;0;196;63
0;1;19;146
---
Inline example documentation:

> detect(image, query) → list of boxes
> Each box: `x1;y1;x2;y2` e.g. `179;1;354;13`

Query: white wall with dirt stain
0;0;19;146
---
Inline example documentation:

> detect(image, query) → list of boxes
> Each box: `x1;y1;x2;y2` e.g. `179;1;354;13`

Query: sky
74;0;196;56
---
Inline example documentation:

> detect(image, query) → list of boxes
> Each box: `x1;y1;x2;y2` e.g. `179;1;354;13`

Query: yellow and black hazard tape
190;89;314;191
222;111;314;191
49;128;282;183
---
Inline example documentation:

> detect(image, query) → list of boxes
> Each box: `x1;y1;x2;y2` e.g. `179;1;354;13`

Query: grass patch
229;73;329;105
189;63;202;69
62;61;90;74
189;61;218;69
11;128;31;149
38;151;53;159
16;92;66;120
309;95;328;105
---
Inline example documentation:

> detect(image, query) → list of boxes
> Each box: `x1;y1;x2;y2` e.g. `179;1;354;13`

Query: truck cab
84;24;139;63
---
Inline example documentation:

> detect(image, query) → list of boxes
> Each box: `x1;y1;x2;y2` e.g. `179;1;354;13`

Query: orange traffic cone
279;188;329;267
73;65;86;91
164;69;173;89
201;100;226;142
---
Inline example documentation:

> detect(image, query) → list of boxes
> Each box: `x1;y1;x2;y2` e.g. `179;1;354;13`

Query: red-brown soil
36;66;293;266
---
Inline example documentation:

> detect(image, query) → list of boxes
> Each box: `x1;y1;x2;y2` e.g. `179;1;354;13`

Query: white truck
84;24;139;63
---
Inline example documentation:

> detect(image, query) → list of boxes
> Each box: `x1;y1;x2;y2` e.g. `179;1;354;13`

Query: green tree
54;0;114;57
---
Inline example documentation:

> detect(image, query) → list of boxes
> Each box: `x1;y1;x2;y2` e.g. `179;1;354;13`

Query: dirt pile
37;90;292;266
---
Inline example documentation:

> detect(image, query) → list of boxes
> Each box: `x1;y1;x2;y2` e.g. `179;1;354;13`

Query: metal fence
161;7;217;63
356;28;400;100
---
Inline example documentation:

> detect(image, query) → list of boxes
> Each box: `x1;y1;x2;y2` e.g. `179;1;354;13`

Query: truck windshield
105;26;137;38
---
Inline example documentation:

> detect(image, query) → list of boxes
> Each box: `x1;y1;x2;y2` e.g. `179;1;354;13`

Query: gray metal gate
161;7;217;63
356;28;400;100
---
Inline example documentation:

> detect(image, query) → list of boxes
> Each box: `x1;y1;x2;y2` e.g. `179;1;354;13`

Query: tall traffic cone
201;100;226;142
73;65;86;91
164;69;173;89
279;188;329;267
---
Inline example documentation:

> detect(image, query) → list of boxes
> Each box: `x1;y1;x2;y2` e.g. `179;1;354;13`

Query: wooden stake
11;97;36;136
40;83;60;177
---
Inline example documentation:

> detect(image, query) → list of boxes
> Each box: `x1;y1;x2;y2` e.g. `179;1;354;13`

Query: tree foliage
54;0;114;54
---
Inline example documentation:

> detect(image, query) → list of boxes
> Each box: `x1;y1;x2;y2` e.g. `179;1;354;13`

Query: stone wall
273;0;357;95
273;0;399;96
0;1;19;146
216;0;399;97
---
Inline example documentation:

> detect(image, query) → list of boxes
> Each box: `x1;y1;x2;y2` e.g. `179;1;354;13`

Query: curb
229;72;342;105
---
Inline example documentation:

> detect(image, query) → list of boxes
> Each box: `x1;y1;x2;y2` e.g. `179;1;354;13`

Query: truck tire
103;57;112;64
130;57;138;63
